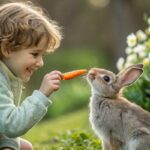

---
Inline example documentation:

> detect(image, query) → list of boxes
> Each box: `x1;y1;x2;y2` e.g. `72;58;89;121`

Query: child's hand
39;71;63;96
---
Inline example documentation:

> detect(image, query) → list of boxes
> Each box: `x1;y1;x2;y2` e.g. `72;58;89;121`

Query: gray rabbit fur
86;64;150;150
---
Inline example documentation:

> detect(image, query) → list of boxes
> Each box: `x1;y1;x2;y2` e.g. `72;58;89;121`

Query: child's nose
36;57;44;68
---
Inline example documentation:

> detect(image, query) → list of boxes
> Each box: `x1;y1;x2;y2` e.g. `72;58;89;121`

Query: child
0;1;63;150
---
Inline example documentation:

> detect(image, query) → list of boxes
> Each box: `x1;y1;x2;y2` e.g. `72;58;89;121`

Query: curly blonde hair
0;1;62;55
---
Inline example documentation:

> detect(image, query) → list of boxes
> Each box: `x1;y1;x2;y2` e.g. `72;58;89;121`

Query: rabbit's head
87;64;143;98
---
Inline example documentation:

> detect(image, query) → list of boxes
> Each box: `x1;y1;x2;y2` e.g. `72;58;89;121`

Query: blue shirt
0;61;52;138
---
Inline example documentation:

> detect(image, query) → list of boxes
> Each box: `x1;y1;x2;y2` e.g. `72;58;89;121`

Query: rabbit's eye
103;75;110;82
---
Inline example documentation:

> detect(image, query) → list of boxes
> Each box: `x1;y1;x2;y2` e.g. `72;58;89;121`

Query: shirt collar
0;60;22;83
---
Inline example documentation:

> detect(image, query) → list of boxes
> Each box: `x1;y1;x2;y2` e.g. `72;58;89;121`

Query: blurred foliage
46;79;90;118
116;16;150;111
51;130;102;150
22;108;102;149
23;47;110;118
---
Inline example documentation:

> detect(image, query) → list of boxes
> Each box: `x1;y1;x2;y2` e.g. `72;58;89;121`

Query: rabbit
86;64;150;150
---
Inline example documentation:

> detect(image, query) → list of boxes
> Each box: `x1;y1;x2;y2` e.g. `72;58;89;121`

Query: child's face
3;37;48;82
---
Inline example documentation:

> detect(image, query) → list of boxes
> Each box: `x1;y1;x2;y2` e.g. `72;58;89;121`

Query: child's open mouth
26;68;33;76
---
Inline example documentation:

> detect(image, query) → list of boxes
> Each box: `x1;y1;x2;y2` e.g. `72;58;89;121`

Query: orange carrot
62;69;87;80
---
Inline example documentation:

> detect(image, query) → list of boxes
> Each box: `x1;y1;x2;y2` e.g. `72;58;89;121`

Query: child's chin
22;77;30;82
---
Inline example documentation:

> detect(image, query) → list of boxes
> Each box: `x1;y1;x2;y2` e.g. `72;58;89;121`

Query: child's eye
31;53;39;57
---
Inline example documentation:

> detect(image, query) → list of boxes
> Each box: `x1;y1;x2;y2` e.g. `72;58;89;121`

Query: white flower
117;17;150;71
126;54;137;63
116;57;124;70
136;30;146;41
127;33;137;47
133;44;146;53
139;51;147;58
125;47;133;54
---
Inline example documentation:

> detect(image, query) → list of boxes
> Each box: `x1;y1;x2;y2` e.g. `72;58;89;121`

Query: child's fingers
43;71;62;80
49;70;62;75
50;80;61;85
49;71;63;80
48;74;61;80
49;84;60;91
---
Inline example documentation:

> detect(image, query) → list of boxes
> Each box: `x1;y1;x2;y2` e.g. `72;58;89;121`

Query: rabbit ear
117;64;143;88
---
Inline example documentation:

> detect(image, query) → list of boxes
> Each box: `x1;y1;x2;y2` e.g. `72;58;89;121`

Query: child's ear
116;64;143;88
1;41;12;58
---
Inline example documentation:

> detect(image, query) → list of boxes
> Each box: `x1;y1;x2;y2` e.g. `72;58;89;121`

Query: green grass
22;108;101;150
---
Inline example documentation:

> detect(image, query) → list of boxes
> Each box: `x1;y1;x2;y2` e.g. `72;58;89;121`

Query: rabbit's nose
88;70;96;80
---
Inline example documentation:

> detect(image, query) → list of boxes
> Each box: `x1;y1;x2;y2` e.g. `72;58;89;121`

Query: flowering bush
116;16;150;111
